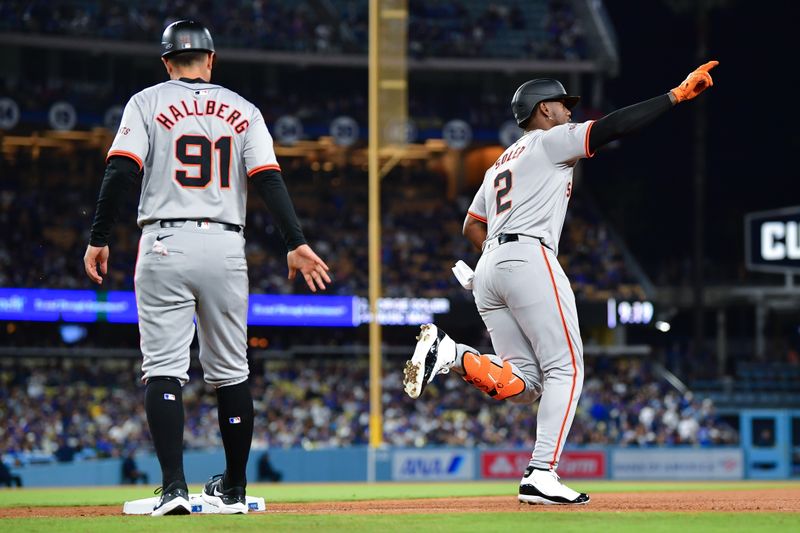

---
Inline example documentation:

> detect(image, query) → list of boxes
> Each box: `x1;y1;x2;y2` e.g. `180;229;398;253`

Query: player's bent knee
462;352;526;401
507;388;541;404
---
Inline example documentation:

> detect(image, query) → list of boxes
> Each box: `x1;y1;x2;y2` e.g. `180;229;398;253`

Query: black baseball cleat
403;323;457;399
202;473;248;514
518;466;590;505
151;481;191;516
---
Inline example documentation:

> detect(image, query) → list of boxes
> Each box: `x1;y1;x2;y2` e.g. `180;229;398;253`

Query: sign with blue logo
392;450;474;481
0;289;450;327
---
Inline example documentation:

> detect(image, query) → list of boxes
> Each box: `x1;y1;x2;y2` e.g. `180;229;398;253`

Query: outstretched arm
588;60;718;154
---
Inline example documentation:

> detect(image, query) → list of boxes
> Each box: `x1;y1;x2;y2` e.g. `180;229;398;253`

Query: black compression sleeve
89;156;141;247
588;93;674;154
250;169;307;250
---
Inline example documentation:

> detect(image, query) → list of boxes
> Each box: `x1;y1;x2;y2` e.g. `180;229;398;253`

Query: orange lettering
156;113;174;130
169;105;184;121
180;100;194;116
226;109;241;125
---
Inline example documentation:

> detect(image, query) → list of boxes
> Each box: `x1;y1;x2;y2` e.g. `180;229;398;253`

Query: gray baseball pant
135;221;250;387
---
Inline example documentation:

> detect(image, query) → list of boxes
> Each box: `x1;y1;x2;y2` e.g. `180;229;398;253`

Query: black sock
145;377;186;489
216;380;254;489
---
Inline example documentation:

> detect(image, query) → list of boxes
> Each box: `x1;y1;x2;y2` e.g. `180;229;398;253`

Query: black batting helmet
511;79;580;127
161;20;214;58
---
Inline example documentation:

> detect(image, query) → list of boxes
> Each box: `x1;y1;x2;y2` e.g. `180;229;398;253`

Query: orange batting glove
670;60;719;103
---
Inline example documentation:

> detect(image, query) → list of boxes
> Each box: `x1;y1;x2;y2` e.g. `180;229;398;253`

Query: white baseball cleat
403;323;457;399
518;466;590;505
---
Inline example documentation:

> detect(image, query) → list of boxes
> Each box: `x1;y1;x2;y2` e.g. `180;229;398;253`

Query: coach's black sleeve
250;169;307;250
89;156;141;247
588;94;674;154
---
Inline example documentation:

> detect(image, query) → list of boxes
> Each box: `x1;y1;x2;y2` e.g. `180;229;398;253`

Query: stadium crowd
0;356;739;467
0;152;644;301
0;0;587;60
0;72;605;142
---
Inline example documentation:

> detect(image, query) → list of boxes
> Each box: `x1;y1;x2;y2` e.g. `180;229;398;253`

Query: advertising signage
745;206;800;273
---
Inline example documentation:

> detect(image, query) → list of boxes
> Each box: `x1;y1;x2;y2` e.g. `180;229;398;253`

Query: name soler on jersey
156;98;250;133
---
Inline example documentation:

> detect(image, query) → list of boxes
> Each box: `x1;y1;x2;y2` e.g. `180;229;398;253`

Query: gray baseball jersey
466;121;594;255
108;79;280;227
454;120;594;471
114;79;279;387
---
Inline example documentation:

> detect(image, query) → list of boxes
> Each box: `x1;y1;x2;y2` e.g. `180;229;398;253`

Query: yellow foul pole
368;1;407;478
367;0;383;452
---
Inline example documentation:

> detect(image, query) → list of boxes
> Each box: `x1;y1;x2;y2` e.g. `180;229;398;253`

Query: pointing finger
697;60;719;72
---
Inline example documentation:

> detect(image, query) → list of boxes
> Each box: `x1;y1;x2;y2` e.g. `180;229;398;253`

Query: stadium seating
0;0;587;60
0;355;739;467
0;150;645;301
690;362;800;408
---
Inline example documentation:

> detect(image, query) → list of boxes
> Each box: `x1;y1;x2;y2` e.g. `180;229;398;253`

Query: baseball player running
83;20;331;515
404;61;718;504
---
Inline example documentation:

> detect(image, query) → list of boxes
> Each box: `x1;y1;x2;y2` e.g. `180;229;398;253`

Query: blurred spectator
53;435;79;463
257;451;283;482
54;436;78;462
0;356;739;463
531;0;587;60
0;459;23;487
0;0;587;61
0;151;644;301
754;426;775;448
121;450;149;485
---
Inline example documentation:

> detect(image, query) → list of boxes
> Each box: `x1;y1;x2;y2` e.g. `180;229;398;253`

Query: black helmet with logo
161;20;215;58
511;78;580;127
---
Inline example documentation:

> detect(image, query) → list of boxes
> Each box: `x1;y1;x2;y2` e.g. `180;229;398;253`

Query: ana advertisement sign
393;450;474;481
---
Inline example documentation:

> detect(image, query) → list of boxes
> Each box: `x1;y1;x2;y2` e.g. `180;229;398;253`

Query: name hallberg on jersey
156;99;250;133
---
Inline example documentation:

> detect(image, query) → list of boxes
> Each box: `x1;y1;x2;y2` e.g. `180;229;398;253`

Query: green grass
2;481;799;532
1;480;799;507
2;512;800;533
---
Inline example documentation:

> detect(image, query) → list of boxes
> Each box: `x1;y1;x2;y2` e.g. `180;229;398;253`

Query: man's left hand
84;244;109;285
287;244;331;292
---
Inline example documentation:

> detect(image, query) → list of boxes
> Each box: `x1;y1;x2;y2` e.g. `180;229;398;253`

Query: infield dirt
1;488;799;518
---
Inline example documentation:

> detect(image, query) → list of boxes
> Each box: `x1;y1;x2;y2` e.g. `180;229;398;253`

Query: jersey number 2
494;169;512;214
175;135;232;189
